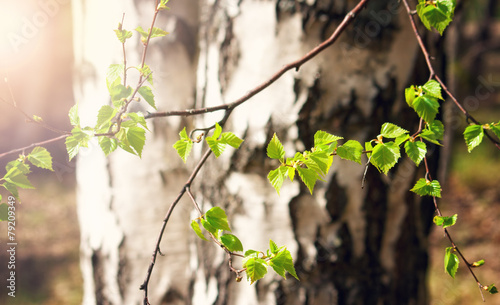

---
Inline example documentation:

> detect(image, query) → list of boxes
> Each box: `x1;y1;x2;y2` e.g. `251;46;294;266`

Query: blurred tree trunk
73;0;440;304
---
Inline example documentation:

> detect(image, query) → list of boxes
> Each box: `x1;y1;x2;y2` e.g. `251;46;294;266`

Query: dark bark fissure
91;249;109;305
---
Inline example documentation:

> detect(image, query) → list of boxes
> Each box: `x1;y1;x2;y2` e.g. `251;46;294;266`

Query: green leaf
404;141;427;166
423;80;444;100
221;132;244;149
98;137;118;156
173;127;193;163
106;64;124;90
270;248;299;281
206;123;232;158
205;207;231;232
138;86;156;109
463;125;484;153
421;120;445;145
486;284;498;294
471;260;485;267
314;130;343;147
269;240;279;254
370;142;401;175
0;203;8;221
27;147;53;171
413;95;440;123
114;25;133;43
127;112;149;131
191;220;208;241
243;257;268;284
297;167;318;194
395;134;410;146
417;0;456;35
206;137;225;158
380;123;409;138
136;26;168;44
65;127;93;161
220;234;244;252
433;214;457;229
444;247;459;278
411;178;442;198
158;0;170;10
3;166;34;189
95;105;116;131
126;126;146;157
405;86;416;107
337;140;364;164
139;65;154;86
200;218;217;235
108;81;133;106
3;182;19;200
308;151;331;175
268;166;288;195
491;124;500;140
69;104;80;126
267;133;285;160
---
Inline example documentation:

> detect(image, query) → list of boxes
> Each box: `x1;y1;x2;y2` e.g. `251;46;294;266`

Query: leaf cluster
0;147;53;203
416;0;456;35
191;207;298;284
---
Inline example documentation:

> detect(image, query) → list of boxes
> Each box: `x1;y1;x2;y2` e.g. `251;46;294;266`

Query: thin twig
0;134;69;160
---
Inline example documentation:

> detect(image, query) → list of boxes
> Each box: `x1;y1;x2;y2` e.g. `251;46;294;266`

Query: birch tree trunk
73;0;439;304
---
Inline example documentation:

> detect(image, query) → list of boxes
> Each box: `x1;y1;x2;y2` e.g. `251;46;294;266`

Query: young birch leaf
444;247;459;278
106;64;124;90
411;178;442;198
66;127;93;161
413;95;440;123
267;133;285;160
200;218;217;235
99;137;118;156
404;141;427;166
313;130;343;147
471;260;485;267
270;248;299;281
308;151;331;175
463;125;484;153
139;65;154;86
114;27;133;43
221;132;244;149
486;284;498;294
243;257;268;284
68;104;80;126
297;167;318;194
380;123;409;138
491;124;500;140
96;105;116;130
173;127;193;163
27;147;53;171
269;240;279;254
3;167;34;189
405;86;416;107
371;142;400;175
126;126;146;157
3;182;19;200
220;234;243;252
205;207;231;232
268;166;288;195
336;140;364;164
191;220;208;241
423;79;444;100
420;120;444;145
206;138;225;158
138;86;156;109
433;214;457;229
